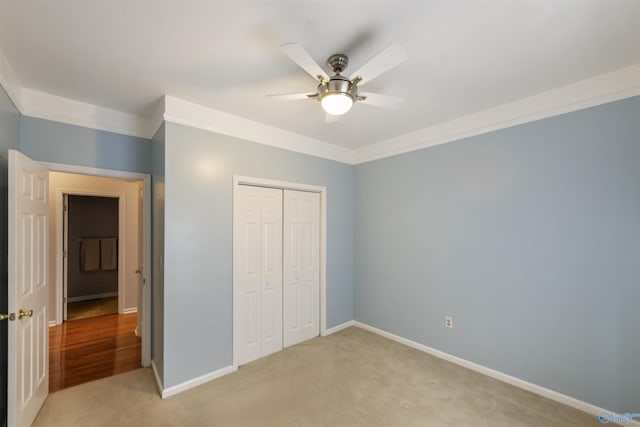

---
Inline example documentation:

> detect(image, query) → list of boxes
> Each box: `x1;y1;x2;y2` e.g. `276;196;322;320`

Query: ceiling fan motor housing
317;74;359;101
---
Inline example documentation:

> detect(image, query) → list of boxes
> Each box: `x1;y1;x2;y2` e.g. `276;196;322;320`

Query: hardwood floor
49;313;141;393
67;297;118;321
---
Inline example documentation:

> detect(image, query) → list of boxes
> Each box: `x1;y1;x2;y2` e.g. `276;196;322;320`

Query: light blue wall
162;122;354;388
151;124;165;383
20;116;151;173
9;89;637;414
0;85;20;427
354;96;640;413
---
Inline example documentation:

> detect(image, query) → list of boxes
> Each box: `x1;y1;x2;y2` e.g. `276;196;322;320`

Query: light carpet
34;327;607;426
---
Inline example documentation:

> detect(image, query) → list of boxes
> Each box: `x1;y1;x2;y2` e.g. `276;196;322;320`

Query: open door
8;150;49;427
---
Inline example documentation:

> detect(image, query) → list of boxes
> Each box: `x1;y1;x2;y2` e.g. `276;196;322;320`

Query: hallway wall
67;195;119;300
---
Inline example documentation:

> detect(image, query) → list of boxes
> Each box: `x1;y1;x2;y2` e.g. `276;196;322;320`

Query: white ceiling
1;1;639;151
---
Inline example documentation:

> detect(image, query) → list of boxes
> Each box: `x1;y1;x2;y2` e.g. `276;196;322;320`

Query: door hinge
63;250;68;258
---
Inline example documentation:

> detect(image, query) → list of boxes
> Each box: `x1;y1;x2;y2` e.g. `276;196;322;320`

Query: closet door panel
283;190;320;347
233;186;263;365
260;188;283;357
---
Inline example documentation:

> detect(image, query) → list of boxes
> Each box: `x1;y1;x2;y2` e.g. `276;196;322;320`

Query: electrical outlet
445;316;453;328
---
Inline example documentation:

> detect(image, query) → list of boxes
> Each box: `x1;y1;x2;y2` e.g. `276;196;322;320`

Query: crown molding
163;95;354;164
20;88;158;139
1;44;637;163
354;64;640;164
0;49;23;112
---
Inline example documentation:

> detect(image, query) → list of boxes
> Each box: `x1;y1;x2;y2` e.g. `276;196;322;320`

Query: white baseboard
353;321;639;426
323;320;355;336
123;307;138;314
161;365;235;399
67;292;117;302
151;360;163;396
48;320;57;327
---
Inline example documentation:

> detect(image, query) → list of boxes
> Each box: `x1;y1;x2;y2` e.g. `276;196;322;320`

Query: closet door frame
232;175;327;370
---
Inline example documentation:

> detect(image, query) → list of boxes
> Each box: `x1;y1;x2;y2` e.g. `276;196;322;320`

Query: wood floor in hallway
49;313;141;392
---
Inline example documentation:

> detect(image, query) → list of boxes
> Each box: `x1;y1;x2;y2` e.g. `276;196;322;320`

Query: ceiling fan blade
349;44;407;85
267;93;316;101
280;43;329;82
358;92;405;109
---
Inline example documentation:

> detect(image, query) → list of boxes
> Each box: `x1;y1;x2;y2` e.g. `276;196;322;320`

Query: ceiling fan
269;42;408;118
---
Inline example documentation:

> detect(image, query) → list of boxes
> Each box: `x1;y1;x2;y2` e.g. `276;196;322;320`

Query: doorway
48;171;146;391
232;176;328;368
64;195;120;321
7;151;151;425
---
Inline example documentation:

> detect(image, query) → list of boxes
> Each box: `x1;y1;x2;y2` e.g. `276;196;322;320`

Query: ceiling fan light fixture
273;43;406;118
321;93;353;116
318;76;357;116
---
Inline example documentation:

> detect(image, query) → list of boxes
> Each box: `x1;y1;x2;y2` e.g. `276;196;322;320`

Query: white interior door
233;185;282;366
8;149;49;427
283;190;320;348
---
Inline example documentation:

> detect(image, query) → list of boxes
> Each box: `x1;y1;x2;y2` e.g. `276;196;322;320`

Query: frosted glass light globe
321;93;354;116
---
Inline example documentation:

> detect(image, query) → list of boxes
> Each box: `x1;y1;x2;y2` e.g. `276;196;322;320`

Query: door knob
0;313;15;321
18;309;33;320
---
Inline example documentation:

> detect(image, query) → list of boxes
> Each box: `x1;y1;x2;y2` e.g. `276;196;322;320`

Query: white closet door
259;189;283;357
283;190;320;347
233;185;282;366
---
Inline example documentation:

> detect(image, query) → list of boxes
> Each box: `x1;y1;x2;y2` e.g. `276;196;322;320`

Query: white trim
235;176;325;193
3;53;637;166
0;48;23;112
42;162;149;181
160;366;235;399
354;64;640;164
322;320;354;336
20;88;158;139
151;360;163;396
164;95;354;164
48;321;57;328
44;162;152;367
66;292;118;303
123;307;138;314
353;321;640;426
149;96;166;139
232;175;328;369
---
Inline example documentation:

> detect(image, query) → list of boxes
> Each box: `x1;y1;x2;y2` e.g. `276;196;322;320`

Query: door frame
232;175;327;370
44;162;152;367
60;190;126;319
